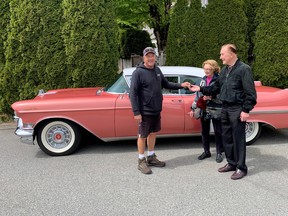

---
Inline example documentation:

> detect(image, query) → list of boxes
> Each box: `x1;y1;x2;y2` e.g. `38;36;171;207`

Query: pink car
12;66;288;156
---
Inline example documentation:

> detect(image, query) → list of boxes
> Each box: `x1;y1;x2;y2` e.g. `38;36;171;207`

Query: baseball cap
143;47;156;56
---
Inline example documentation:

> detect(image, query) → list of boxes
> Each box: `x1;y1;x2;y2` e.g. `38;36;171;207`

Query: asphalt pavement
1;122;288;216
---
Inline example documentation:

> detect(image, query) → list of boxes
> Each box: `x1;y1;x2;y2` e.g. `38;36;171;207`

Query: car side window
162;76;180;94
180;76;202;94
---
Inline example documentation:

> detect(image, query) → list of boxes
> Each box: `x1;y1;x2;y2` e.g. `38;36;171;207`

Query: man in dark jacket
190;44;257;180
130;47;190;174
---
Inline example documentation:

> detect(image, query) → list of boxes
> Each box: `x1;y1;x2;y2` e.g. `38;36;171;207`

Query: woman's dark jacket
192;73;222;110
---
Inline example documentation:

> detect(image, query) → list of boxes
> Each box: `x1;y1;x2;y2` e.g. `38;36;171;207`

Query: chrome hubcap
46;125;72;149
245;122;253;137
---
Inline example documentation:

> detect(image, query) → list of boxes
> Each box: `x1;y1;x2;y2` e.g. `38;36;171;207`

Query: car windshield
105;75;129;93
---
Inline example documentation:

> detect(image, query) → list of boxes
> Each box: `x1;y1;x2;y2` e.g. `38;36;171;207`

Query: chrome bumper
14;116;34;145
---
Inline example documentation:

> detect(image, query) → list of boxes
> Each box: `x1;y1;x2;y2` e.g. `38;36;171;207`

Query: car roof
123;66;205;77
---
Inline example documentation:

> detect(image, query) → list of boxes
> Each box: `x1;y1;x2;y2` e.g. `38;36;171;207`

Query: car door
115;75;186;137
160;76;185;134
114;93;137;137
179;75;203;133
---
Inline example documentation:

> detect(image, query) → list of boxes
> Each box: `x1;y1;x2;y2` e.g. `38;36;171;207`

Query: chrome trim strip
251;110;288;114
101;133;202;142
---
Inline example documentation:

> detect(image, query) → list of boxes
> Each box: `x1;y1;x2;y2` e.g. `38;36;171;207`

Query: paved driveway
1;122;288;215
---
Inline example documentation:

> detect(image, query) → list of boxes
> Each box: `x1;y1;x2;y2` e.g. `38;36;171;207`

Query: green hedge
253;0;288;88
0;0;119;115
119;28;153;59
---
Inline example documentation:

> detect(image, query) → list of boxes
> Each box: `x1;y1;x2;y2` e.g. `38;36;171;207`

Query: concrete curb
0;121;15;129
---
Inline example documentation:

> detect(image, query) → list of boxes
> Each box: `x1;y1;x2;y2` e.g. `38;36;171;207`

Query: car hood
11;87;121;114
36;87;104;99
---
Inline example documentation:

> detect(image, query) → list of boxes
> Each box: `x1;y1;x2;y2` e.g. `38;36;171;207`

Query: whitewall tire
246;122;262;145
37;120;81;156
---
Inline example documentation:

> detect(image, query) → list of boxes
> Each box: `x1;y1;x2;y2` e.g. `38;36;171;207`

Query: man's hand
181;82;191;89
188;111;194;118
189;85;200;92
203;96;211;101
134;114;142;123
240;111;249;122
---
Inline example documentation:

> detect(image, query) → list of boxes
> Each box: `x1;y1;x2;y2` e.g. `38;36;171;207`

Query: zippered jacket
130;63;182;116
192;73;222;110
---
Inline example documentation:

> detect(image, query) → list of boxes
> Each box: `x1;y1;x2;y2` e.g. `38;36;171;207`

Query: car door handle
171;99;183;103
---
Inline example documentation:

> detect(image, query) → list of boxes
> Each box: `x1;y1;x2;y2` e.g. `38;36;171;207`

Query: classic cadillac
12;66;288;156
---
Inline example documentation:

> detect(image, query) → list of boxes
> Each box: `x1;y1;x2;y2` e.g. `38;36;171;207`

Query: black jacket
193;73;222;110
200;59;257;113
130;63;182;115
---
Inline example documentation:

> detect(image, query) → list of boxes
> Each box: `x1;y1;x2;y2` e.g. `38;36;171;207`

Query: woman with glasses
191;59;224;163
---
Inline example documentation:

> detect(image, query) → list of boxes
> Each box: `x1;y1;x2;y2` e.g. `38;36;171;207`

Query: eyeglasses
204;68;213;71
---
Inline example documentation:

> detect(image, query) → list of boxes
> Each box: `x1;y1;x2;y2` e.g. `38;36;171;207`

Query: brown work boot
138;158;152;174
147;154;166;167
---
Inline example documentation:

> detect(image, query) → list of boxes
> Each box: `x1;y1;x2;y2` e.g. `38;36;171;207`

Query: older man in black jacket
190;44;257;180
